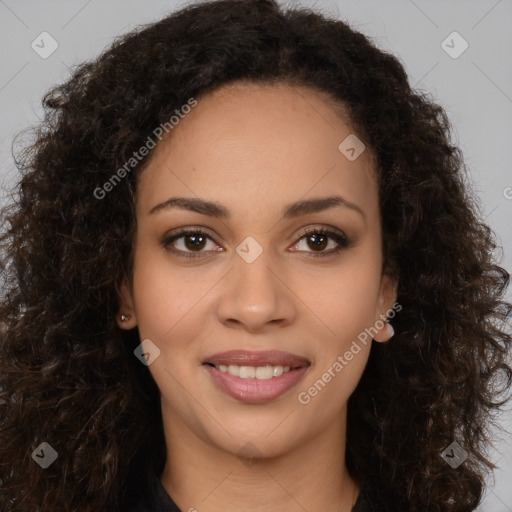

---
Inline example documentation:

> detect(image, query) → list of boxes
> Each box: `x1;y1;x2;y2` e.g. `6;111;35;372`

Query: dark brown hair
1;0;511;510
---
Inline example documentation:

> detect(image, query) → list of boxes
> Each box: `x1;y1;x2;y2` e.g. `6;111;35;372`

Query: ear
373;272;398;342
116;278;137;330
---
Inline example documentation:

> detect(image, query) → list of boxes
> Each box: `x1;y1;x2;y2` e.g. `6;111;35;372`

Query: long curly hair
1;0;511;510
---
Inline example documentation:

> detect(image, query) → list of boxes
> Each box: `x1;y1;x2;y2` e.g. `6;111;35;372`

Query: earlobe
373;322;395;342
116;279;137;329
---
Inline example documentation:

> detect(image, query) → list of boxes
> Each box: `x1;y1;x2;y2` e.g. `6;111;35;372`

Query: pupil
183;233;328;252
185;234;206;251
309;233;327;251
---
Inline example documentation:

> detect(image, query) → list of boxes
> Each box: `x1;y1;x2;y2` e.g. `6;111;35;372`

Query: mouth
202;350;310;404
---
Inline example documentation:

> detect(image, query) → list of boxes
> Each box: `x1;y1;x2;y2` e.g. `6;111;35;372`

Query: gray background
0;0;511;510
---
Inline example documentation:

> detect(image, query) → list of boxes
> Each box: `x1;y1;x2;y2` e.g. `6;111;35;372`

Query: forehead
136;82;377;220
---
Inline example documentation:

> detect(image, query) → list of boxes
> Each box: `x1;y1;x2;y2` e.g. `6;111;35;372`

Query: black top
126;469;397;511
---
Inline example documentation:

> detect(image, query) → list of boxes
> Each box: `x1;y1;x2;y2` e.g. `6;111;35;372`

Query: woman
1;0;511;511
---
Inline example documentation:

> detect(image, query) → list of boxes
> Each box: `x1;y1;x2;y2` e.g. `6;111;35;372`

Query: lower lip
203;365;309;404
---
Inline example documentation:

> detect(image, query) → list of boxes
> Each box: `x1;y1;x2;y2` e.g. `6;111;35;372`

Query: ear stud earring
120;314;132;322
384;322;394;339
373;321;395;343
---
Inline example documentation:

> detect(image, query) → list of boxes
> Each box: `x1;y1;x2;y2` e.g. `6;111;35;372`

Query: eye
162;226;350;259
162;228;221;259
291;227;350;258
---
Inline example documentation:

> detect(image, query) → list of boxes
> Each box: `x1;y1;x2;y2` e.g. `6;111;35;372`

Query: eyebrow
148;195;366;224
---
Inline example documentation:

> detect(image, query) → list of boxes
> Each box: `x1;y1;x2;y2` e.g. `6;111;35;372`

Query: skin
118;81;397;512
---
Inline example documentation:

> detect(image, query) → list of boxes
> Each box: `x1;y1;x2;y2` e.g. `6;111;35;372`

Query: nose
216;245;297;334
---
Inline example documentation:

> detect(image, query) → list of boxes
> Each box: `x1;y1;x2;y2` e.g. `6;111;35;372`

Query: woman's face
119;82;397;459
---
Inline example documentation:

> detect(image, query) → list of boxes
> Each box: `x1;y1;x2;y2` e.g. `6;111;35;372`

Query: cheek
303;256;383;343
295;256;381;408
131;262;206;408
296;313;372;427
131;250;207;342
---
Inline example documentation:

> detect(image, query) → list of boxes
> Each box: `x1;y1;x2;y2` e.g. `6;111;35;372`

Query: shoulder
121;466;182;512
123;467;399;512
352;473;399;512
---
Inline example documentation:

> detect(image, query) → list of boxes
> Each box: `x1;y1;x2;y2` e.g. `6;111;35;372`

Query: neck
159;401;360;512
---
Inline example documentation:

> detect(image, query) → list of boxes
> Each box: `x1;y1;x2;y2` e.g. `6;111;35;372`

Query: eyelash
162;227;350;259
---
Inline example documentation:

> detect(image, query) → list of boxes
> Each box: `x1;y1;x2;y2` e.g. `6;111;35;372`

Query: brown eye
291;228;349;257
305;232;329;251
162;229;221;258
162;226;350;260
181;233;207;251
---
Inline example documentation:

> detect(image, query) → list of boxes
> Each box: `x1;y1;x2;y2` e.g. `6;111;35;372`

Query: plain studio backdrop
0;0;511;510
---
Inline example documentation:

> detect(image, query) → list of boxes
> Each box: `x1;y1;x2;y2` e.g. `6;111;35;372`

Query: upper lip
204;350;310;368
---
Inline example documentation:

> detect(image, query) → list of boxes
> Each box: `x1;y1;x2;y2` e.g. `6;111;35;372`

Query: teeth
239;365;255;378
216;364;292;379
